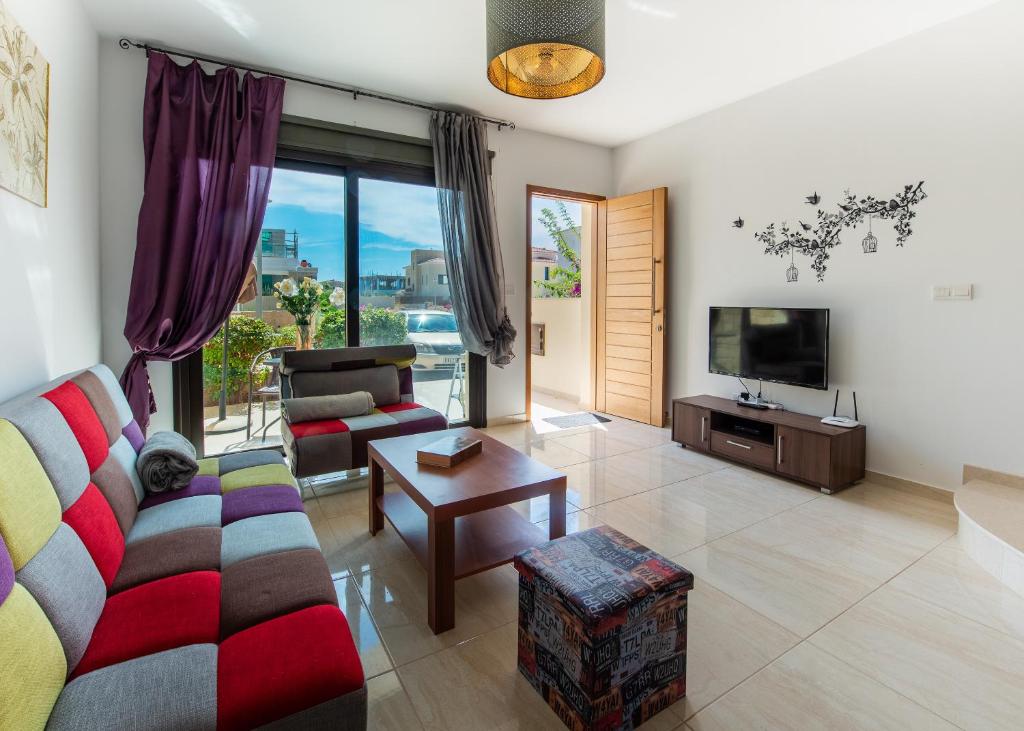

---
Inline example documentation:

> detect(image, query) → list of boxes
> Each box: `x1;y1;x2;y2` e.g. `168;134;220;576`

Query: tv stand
671;395;865;493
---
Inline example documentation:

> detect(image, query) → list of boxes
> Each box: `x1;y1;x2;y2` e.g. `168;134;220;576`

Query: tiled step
955;479;1024;597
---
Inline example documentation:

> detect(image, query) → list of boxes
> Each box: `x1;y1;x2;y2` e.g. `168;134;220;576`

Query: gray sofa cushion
288;365;400;407
281;393;374;423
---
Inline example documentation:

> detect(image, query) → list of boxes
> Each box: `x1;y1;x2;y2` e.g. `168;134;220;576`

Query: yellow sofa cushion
0;421;61;570
0;584;67;729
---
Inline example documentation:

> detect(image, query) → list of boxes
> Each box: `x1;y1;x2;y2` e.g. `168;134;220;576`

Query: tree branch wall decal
754;182;927;281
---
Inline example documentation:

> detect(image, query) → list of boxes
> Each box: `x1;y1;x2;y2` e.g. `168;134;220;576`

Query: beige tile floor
306;396;1023;730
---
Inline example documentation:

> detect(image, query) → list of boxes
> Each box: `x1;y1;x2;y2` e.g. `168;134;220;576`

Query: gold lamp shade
487;0;606;99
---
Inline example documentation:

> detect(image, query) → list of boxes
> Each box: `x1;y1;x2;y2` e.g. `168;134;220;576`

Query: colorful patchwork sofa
279;345;448;478
0;365;366;730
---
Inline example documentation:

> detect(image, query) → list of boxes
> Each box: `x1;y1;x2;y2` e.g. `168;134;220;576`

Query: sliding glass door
357;177;468;424
193;158;479;456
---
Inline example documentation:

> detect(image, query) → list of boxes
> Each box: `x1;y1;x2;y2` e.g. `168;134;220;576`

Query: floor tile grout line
664;480;959;638
682;637;799;722
390;672;429;731
682;532;967;727
806;635;969;731
809;523;1024;647
882;536;1024;645
348;572;402;675
564;464;730;512
394;619;519;730
560;451;766;510
350;561;520;671
793;534;974;731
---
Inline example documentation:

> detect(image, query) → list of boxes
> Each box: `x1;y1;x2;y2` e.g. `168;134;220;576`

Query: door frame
524;185;605;421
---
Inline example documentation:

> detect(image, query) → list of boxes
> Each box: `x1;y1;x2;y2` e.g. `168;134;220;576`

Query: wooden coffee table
367;427;567;634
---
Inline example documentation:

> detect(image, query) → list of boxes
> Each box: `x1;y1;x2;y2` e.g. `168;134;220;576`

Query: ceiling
82;0;1002;147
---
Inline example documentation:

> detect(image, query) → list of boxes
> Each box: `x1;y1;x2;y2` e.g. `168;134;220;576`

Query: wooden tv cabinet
671;395;865;494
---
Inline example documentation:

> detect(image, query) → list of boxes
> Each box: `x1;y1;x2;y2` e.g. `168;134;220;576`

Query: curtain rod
118;38;516;131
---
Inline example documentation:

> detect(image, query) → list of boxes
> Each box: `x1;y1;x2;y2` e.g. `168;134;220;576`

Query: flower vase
296;322;314;350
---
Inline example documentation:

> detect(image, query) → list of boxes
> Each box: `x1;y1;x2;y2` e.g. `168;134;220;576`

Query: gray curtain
430;111;516;366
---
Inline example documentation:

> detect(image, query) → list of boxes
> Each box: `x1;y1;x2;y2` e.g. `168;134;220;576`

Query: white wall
612;0;1024;490
532;298;584;403
0;0;98;402
97;41;612;430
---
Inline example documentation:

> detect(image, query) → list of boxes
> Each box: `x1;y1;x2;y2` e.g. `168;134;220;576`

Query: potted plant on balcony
273;277;324;350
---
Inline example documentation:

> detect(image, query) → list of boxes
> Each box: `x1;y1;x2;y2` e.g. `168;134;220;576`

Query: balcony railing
261;243;299;259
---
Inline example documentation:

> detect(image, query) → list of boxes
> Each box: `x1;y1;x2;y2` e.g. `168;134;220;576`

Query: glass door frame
177;154;486;457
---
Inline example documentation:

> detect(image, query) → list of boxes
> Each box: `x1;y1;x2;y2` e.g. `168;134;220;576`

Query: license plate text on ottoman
514;526;694;731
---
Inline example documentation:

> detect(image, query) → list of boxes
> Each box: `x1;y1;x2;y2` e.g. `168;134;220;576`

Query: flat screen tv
709;307;829;390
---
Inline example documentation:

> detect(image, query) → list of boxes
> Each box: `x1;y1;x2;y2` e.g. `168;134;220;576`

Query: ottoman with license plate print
514;525;694;731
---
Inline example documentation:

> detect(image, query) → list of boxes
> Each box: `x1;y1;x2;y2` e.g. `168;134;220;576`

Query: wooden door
672;403;709;452
776;426;831;486
595;188;667;426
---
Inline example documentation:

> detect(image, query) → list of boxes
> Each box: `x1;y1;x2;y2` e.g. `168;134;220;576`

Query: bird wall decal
755;182;927;281
805;192;821;205
733;217;744;229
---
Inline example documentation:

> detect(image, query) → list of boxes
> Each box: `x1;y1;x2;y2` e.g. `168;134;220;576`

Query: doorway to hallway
525;186;603;424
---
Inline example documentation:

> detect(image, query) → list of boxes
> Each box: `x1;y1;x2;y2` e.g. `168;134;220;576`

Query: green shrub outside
359;306;408;346
315;307;346;349
202;315;292;406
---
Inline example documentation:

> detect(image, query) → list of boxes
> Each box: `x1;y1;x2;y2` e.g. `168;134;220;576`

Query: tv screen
709;307;829;390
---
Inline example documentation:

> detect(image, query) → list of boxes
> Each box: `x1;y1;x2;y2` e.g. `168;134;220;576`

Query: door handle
700;416;706;442
726;440;752;450
778;436;784;465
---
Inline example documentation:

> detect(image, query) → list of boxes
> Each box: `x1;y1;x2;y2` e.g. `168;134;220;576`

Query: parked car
403;310;465;369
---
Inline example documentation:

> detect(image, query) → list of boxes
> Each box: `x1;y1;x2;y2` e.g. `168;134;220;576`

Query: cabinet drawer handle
725;440;752;450
778;435;784;465
700;416;706;442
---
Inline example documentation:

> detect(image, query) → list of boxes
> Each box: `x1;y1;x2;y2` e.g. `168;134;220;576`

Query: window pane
203;167;346;455
358;178;466;422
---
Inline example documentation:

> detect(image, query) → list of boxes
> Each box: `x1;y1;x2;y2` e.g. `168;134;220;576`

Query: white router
821;390;860;428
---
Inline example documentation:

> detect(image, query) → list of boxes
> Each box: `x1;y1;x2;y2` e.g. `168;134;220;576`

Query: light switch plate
933;284;973;300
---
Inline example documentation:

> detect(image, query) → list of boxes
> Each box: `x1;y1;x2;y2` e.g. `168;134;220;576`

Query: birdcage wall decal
862;215;878;253
786;249;799;282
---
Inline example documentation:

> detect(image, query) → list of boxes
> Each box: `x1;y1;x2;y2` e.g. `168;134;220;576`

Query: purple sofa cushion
0;534;13;603
221;485;304;526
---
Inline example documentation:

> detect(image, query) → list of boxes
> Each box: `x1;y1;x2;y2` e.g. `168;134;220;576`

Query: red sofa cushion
288;419;350;439
72;571;221;678
62;483;125;588
43;381;109;472
217;605;364;731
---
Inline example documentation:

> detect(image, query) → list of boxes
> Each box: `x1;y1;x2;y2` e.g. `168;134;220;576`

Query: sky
261;168;583;282
531;196;583;250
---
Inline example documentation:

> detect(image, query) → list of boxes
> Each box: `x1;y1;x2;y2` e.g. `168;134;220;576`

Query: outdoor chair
247;345;295;440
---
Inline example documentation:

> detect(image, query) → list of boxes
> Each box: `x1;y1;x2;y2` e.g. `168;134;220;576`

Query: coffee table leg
549;486;567;540
428;516;455;634
369;455;384;535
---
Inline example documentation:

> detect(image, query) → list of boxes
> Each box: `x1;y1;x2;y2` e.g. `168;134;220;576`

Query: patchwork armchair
279;345;448;479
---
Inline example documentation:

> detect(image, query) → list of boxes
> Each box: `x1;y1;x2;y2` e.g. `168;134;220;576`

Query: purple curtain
120;52;285;432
